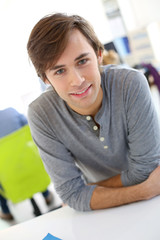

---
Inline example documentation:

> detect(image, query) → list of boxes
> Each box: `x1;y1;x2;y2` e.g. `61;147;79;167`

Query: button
86;116;91;121
104;146;108;149
93;125;98;131
100;137;105;142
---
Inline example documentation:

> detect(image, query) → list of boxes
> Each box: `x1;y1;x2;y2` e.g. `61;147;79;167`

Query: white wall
0;0;113;114
117;0;160;32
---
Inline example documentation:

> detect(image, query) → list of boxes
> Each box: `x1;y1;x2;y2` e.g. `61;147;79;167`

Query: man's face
45;29;103;116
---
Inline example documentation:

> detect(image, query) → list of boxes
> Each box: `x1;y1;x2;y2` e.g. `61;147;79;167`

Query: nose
69;69;85;87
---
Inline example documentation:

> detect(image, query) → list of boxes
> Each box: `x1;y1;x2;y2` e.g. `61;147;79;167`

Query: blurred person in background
0;107;53;220
102;49;120;65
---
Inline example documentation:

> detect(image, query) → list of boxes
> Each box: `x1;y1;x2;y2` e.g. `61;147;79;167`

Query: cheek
84;64;97;78
52;81;67;96
89;64;101;80
88;59;100;73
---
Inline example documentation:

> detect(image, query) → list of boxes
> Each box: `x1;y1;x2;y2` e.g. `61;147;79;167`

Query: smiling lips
70;85;92;97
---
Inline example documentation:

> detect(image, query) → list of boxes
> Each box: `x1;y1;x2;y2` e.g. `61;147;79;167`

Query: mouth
70;85;92;97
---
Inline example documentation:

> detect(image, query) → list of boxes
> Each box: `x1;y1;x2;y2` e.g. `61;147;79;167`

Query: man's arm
90;166;160;210
89;174;123;188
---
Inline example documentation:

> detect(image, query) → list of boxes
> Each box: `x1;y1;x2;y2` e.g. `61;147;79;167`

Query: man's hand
90;166;160;210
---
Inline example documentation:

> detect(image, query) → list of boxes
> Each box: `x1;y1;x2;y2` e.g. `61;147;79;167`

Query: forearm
90;182;147;210
90;174;123;188
90;166;160;210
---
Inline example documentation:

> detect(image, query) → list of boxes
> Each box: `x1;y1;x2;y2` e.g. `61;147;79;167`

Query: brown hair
27;13;104;81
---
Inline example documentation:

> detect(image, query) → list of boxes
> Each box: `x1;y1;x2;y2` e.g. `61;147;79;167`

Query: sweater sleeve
28;105;96;211
121;70;160;186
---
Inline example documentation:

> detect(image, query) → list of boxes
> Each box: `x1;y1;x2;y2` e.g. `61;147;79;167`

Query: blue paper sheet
43;233;62;240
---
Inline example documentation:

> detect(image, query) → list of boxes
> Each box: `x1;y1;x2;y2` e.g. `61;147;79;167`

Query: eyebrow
74;52;89;61
50;52;90;71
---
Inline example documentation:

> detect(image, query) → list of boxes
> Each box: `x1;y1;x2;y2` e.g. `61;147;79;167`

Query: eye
55;68;65;75
78;58;88;65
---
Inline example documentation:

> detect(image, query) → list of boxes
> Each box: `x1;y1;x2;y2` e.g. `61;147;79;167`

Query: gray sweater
28;65;160;211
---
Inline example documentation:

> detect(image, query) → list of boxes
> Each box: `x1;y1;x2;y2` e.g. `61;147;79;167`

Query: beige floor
0;183;62;231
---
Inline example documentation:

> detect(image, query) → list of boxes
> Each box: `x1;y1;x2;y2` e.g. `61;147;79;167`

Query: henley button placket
86;116;108;149
99;136;108;149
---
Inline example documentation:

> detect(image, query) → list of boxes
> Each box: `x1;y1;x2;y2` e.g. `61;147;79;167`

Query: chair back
0;125;50;203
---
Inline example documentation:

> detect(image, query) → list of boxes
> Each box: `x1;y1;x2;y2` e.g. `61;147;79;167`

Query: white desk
1;196;160;240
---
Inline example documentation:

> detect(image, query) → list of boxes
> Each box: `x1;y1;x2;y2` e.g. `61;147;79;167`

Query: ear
97;49;103;64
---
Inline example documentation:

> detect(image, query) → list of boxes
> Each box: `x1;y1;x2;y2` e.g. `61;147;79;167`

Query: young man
27;13;160;212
